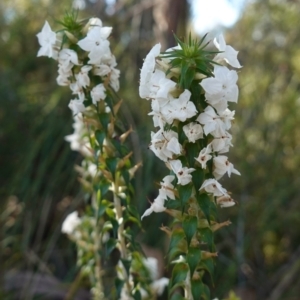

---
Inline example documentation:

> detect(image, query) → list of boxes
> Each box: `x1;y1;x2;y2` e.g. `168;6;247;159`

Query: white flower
216;195;236;208
68;99;86;115
77;26;112;64
161;90;197;124
213;155;241;179
56;66;72;86
169;160;195;186
110;67;120;91
91;84;106;104
214;34;242;68
58;49;80;71
141;193;166;219
196;105;226;136
139;43;161;99
36;21;58;59
195;145;213;169
61;211;81;235
76;65;92;88
200;65;239;109
70;81;85;101
211;131;233;153
199;179;227;197
160;175;175;200
149;130;182;162
183;122;203;143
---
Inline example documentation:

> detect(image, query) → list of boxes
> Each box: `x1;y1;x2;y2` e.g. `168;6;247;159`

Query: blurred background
1;0;300;299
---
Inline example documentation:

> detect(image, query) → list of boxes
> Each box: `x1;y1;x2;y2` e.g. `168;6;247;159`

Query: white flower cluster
36;18;120;115
140;35;242;218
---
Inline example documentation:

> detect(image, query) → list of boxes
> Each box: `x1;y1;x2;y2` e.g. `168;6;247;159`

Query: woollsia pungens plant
139;34;241;299
37;12;168;300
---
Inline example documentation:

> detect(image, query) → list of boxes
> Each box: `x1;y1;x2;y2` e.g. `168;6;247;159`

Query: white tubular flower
68;99;86;115
195;144;212;169
70;81;85;101
196;105;226;136
183;122;203;143
213;34;242;69
65;115;91;156
199;179;227;197
200;65;239;109
77;26;112;64
149;130;182;162
213;155;241;179
91;84;106;104
36;21;59;59
139;43;161;99
216;195;236;208
110;67;120;91
162;90;197;123
141;193;166;219
160;175;176;200
61;211;81;235
57;66;72;86
76;65;92;88
219;108;235;130
211;131;233;153
58;49;80;71
169;160;195;186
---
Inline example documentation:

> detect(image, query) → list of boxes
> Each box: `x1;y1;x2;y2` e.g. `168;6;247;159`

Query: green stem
92;194;106;300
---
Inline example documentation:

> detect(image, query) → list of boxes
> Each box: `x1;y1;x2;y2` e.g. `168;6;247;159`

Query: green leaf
184;67;196;89
115;278;124;299
201;228;214;251
121;168;130;187
106;157;118;178
95;129;106;149
178;184;193;211
192;168;204;191
105;94;114;116
170;293;185;300
105;238;117;256
171;263;189;287
133;290;142;300
196;193;211;223
168;228;186;261
182;216;197;246
187;247;201;276
199;258;214;284
98;112;110;130
165;198;181;210
121;258;132;276
180;62;189;89
186;142;199;168
94;180;110;198
191;279;210;300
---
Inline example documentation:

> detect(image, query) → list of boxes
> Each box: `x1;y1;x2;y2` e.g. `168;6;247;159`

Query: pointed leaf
191;168;204;191
121;258;132;277
168;228;186;261
199;258;214;284
196;193;211;223
191;279;210;300
171;263;189;287
106;157;118;178
105;238;117;256
98;112;110;131
115;278;124;299
201;228;214;251
178;184;193;210
187;247;201;276
182;216;197;246
95;129;106;149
